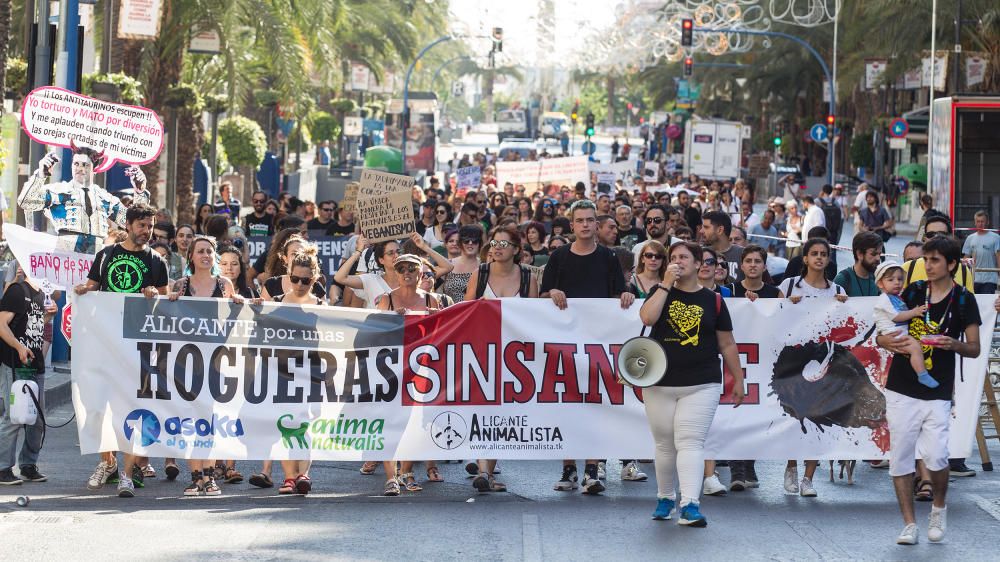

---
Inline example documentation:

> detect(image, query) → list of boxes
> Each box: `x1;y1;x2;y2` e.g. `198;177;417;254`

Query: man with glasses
614;205;645;250
632;204;674;264
307;200;338;236
242;190;274;237
541;199;634;496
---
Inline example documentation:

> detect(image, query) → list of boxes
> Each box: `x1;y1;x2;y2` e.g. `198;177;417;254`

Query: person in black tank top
166;236;235;497
730;245;784;301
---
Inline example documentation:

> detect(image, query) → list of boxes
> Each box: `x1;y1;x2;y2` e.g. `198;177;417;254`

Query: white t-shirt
355;272;392;309
873;292;908;336
802;205;826;237
778;276;845;298
853;190;868;211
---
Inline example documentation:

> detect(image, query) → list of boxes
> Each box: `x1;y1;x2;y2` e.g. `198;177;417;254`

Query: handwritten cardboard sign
341;181;359;214
357;169;415;243
20;86;165;172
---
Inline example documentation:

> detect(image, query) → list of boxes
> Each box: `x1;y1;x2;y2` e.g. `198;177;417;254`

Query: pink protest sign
20;86;164;172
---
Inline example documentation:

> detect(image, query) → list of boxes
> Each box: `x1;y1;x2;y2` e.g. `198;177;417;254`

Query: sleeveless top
442;271;473;303
483;282;519;299
273;293;322;305
177;276;224;298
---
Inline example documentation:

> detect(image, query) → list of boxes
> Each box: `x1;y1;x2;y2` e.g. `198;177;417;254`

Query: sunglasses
461;238;480;245
288;275;313;285
718;262;728;269
643;253;664;260
321;207;334;212
252;198;267;204
395;264;418;273
702;258;718;266
490;239;514;249
924;231;947;239
436;209;448;215
421;271;435;279
645;217;665;225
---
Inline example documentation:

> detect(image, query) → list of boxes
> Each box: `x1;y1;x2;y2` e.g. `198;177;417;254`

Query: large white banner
71;294;995;461
495;156;590;197
4;224;95;290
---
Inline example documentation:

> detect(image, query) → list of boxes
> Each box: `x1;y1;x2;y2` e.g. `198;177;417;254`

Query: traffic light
683;57;693;76
773;122;783;146
571;100;580;124
826;114;835;126
773;135;782;147
585;112;595;137
681;19;693;47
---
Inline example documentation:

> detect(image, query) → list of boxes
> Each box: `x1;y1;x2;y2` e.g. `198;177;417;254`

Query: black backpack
819;197;843;237
474;262;532;299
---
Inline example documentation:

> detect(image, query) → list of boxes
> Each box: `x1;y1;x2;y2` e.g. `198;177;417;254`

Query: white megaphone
617;334;668;388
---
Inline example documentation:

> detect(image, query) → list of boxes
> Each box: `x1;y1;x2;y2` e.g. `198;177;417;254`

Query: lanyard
925;282;955;334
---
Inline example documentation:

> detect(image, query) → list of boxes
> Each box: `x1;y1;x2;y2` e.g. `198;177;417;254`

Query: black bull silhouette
771;342;886;433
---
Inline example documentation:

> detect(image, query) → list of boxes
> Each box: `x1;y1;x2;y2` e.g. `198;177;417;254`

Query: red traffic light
627;102;633;110
681;19;693;47
826;115;835;125
682;19;692;30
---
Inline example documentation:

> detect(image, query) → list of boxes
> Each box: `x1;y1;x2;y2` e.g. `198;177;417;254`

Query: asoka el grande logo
122;409;245;450
277;414;386;451
106;253;149;293
429;411;467;450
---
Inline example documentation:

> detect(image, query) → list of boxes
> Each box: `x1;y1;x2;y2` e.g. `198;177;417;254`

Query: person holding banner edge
74;204;168;498
638;240;745;527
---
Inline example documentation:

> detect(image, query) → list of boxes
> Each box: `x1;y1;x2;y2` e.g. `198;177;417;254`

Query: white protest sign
118;0;163;39
3;224;95;290
496;156;590;197
344;116;363;137
20;86;165;172
456;166;481;190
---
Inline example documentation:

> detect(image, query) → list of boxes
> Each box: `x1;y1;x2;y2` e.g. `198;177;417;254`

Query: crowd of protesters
1;154;997;544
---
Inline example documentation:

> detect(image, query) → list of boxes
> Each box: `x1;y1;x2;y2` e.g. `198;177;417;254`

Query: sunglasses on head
643;253;664;260
395;264;418;273
288;275;313;285
645;217;664;225
490;239;514;249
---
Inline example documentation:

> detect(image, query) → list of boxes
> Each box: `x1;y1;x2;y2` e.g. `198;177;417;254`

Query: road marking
971;494;1000;521
522;513;542;562
786;520;848;560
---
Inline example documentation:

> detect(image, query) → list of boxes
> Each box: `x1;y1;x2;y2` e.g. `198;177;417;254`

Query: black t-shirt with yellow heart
647;285;733;387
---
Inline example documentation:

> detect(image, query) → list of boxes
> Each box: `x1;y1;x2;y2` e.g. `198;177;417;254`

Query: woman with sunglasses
377;254;442;495
698;248;732;297
442;224;483;303
489;192;509;215
524;222;549;258
423;202;454;250
776;237;848;498
461;224;538;493
267;245;324;495
166;236;238;496
629;241;667;298
259;235;327;302
639;240;745;527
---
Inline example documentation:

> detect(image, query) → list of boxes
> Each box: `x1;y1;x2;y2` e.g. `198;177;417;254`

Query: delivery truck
682;117;744;180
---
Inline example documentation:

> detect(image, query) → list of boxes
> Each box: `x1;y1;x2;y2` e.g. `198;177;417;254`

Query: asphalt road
2;401;999;560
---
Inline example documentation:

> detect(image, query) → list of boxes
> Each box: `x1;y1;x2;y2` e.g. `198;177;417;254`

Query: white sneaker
87;461;118;490
783;466;799;494
928;507;947;542
621;461;648;482
703;472;727;496
799;477;817;497
896;523;918;545
597;461;607;480
117;472;135;498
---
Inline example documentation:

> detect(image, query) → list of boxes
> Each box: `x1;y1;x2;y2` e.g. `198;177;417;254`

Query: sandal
383;479;400;496
278;478;296;494
183;474;203;497
213;464;227;481
142;464;157;479
398;472;423;492
426;466;443;482
915;479;933;502
225;467;244;484
203;478;222;496
360;461;379;475
472;473;490;493
249;473;273;488
164;463;180;481
489;475;507;492
295;474;312;495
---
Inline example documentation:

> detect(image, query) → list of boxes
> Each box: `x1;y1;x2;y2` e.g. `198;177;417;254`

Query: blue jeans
0;364;45;470
974;282;997;295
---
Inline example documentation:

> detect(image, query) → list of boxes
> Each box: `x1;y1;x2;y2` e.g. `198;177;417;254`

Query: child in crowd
873;262;937;388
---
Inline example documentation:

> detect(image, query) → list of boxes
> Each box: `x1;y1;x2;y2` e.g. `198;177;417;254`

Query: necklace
924;282;955;334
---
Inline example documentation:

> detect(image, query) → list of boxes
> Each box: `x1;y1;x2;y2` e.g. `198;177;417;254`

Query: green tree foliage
218;115;267;169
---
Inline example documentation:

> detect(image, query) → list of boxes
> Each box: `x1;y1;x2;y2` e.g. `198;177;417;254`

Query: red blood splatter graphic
871;422;890;453
818;316;861;343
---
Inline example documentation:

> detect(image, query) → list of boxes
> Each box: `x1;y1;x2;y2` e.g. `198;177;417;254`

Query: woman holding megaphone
638;240;745;528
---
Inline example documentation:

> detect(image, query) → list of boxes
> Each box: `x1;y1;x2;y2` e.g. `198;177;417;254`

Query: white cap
874;261;903;284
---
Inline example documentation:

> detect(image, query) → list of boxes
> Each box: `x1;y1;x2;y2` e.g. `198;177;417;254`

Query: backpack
474;262;532;299
819;196;843;238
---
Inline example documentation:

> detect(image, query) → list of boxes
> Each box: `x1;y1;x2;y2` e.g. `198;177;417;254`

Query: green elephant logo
277;414;309;449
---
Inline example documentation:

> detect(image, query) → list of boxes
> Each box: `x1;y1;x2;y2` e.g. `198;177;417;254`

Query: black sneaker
0;468;23;485
131;464;145;488
553;465;578;491
745;461;759;488
729;461;746;492
949;462;976;477
19;465;47;482
581;465;605;495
